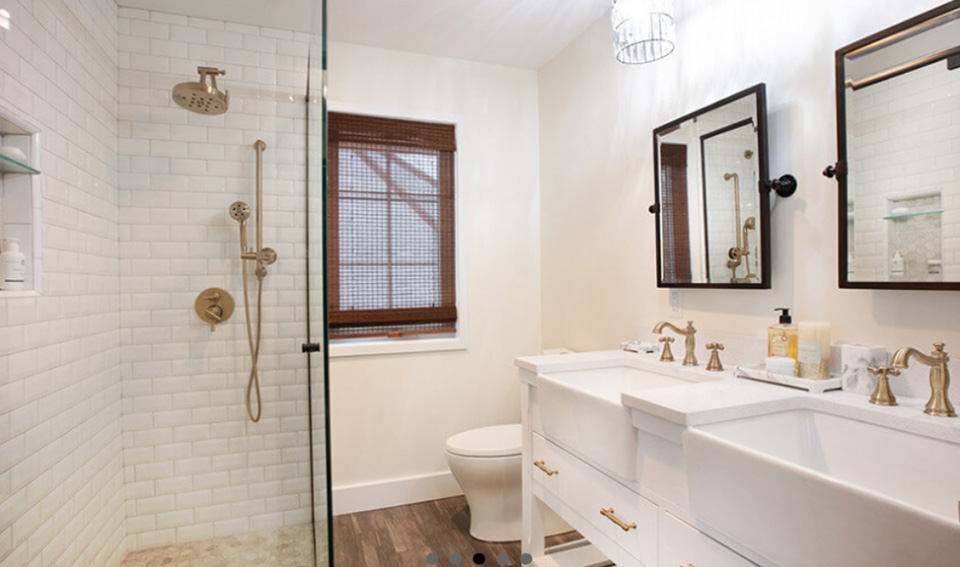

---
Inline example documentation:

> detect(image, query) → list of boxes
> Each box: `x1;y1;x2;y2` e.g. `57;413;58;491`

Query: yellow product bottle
768;308;798;374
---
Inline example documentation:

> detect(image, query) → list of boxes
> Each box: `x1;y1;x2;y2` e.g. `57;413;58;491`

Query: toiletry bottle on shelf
798;321;831;380
0;238;27;291
768;308;798;375
891;250;905;276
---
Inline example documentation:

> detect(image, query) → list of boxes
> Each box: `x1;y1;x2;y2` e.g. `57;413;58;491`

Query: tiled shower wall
117;8;313;551
0;1;125;567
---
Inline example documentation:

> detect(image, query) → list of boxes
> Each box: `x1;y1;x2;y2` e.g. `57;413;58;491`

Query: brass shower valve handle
205;305;223;321
706;343;725;372
659;336;676;363
195;287;234;332
867;365;900;407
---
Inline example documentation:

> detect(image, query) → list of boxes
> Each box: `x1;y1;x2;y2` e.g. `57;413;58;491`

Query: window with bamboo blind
660;143;692;283
327;112;457;339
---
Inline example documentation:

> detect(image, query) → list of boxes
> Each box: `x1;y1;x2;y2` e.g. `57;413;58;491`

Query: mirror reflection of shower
723;171;757;283
230;140;277;423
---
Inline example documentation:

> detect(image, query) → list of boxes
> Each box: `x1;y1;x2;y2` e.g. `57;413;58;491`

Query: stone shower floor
120;525;315;567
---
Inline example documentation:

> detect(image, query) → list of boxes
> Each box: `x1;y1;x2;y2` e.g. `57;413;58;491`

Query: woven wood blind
327;112;457;339
660;143;692;283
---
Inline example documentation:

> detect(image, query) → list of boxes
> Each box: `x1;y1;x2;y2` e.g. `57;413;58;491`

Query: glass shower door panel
306;1;331;566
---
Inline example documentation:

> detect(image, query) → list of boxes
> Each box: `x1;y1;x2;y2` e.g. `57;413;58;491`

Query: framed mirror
652;84;775;288
831;1;960;289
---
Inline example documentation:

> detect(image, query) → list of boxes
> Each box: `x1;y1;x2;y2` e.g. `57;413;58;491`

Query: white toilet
445;424;569;542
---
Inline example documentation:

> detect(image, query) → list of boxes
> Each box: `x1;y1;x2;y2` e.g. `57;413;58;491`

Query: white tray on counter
735;364;842;394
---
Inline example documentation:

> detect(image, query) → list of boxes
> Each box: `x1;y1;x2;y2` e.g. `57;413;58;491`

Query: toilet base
446;451;572;542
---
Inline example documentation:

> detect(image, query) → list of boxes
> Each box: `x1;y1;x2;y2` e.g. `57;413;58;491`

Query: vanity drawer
531;432;561;496
660;512;759;567
552;440;657;567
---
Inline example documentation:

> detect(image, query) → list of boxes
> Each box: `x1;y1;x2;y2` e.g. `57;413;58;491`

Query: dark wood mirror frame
652;83;773;289
829;0;960;291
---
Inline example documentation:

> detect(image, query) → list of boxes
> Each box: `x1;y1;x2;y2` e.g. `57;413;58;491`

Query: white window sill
329;335;467;358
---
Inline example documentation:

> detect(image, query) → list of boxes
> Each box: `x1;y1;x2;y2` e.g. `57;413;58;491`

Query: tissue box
839;344;888;396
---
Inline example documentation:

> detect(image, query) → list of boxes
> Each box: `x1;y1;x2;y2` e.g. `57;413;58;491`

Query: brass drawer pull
533;460;558;476
600;507;636;531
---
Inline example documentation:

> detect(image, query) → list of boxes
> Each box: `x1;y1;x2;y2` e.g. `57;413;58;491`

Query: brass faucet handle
706;343;725;372
686;320;696;334
867;366;900;407
659;336;675;363
867;366;900;378
933;343;947;357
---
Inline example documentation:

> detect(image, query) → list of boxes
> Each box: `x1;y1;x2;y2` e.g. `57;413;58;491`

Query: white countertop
516;349;960;445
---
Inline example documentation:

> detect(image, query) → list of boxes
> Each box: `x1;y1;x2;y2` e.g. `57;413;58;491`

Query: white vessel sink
685;409;960;566
537;364;709;480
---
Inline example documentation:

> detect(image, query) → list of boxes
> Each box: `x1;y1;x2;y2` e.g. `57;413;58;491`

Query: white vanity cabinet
532;432;657;567
660;512;759;567
519;361;764;567
520;349;960;567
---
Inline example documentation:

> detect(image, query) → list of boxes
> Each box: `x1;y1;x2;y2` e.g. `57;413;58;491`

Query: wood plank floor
333;496;581;567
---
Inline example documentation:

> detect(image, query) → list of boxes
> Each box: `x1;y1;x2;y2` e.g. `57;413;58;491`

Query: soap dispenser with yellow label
768;307;798;371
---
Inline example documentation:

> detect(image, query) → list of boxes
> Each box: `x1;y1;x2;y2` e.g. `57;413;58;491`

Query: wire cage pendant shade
611;0;676;64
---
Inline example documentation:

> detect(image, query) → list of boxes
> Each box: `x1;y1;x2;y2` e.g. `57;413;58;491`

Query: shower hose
242;258;265;423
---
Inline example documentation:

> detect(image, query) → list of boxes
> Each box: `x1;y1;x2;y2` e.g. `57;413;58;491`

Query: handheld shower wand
723;172;757;283
229;201;251;251
230;140;278;424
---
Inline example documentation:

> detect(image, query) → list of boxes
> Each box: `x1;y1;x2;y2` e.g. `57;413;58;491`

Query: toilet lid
445;424;521;458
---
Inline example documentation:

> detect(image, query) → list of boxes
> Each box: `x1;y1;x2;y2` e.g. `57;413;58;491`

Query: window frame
327;102;468;358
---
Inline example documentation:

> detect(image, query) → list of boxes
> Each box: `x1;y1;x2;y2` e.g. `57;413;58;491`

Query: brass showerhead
172;66;229;115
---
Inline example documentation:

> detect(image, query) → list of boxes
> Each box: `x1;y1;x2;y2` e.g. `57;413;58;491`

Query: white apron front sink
538;364;709;481
684;409;960;566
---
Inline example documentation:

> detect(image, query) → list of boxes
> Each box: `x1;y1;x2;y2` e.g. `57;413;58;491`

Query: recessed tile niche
0;104;42;296
885;193;943;282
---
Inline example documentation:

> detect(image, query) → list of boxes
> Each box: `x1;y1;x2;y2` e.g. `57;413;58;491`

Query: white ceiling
328;0;610;69
118;0;611;70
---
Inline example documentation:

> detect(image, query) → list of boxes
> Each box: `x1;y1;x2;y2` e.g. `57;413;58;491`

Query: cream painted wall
539;0;960;354
327;43;542;500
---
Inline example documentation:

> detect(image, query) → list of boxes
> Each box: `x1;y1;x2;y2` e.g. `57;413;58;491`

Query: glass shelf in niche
0;152;40;175
882;209;943;220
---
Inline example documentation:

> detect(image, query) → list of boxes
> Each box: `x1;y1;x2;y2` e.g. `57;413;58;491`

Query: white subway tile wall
847;62;960;281
0;1;126;567
117;8;313;552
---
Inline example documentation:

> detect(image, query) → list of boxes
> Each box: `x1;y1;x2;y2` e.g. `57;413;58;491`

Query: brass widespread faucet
653;320;697;366
889;343;956;418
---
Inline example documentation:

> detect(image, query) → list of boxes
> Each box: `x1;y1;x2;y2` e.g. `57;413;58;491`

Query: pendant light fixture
611;0;676;64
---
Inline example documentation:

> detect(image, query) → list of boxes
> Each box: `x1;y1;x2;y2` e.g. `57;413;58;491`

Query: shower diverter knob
195;287;234;332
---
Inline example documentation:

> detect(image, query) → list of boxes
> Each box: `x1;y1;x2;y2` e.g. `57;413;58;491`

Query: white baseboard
332;470;463;516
